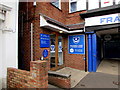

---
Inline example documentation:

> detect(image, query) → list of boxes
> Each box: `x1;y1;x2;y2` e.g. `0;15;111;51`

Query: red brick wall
48;74;71;88
64;34;85;70
7;61;48;88
32;2;67;62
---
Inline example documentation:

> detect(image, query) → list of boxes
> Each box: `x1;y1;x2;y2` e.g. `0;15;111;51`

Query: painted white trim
40;15;84;33
0;11;5;20
59;0;61;9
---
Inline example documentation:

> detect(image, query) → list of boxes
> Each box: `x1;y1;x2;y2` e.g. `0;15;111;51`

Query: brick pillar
30;60;48;88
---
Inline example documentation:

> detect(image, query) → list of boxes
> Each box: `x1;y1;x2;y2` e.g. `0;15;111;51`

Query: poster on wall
40;33;50;48
68;35;85;54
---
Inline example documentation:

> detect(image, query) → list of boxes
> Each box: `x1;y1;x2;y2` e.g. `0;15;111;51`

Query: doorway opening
88;28;120;72
50;34;64;70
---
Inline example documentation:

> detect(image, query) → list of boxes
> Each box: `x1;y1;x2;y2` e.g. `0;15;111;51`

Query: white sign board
85;13;120;26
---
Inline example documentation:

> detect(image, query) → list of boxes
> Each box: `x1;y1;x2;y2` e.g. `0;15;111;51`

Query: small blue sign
40;34;50;48
68;35;85;54
43;49;48;58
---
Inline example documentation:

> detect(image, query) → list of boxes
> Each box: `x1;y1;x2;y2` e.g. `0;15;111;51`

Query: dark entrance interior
96;28;120;59
103;34;120;58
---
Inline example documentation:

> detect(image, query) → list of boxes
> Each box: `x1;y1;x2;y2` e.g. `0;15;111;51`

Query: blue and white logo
73;37;80;44
50;45;55;51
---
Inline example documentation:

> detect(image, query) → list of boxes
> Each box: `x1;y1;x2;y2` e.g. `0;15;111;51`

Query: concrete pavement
75;72;119;88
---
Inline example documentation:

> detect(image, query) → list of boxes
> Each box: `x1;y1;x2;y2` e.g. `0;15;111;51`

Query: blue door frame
88;33;101;72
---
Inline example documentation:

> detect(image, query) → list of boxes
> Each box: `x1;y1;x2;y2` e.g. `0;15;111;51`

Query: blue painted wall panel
88;34;93;72
92;34;97;72
88;33;101;72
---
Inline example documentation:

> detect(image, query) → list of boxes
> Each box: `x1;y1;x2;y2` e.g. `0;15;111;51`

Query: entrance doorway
50;34;64;70
88;28;120;72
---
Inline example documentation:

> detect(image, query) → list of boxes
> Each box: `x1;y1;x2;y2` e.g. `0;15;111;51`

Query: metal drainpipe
88;34;92;72
85;33;87;72
31;23;33;61
31;1;37;61
84;26;87;72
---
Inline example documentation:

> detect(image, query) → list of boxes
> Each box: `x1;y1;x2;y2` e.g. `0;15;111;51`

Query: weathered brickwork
19;2;86;71
48;76;71;88
7;61;48;88
64;35;85;70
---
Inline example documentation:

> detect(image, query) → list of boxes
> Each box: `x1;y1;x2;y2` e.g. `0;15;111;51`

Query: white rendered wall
0;0;18;89
0;30;3;89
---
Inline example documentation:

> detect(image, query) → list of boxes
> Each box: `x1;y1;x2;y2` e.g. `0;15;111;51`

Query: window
69;0;86;13
115;0;120;4
101;0;113;7
51;0;61;9
70;1;77;12
88;0;99;10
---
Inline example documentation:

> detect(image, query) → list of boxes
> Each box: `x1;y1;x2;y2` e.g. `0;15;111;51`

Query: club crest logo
73;37;80;44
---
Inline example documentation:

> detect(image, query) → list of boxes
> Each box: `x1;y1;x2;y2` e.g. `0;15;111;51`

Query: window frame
51;0;61;10
69;0;87;13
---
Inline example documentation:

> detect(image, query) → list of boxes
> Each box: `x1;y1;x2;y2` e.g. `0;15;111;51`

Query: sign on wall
85;13;120;27
68;35;85;54
42;49;48;58
40;33;50;48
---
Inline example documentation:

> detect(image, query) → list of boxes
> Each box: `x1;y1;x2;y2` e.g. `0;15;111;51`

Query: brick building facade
19;0;120;72
18;1;86;71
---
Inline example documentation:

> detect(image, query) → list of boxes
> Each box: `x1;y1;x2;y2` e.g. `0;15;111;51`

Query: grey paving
97;59;120;75
75;72;119;88
48;84;63;89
